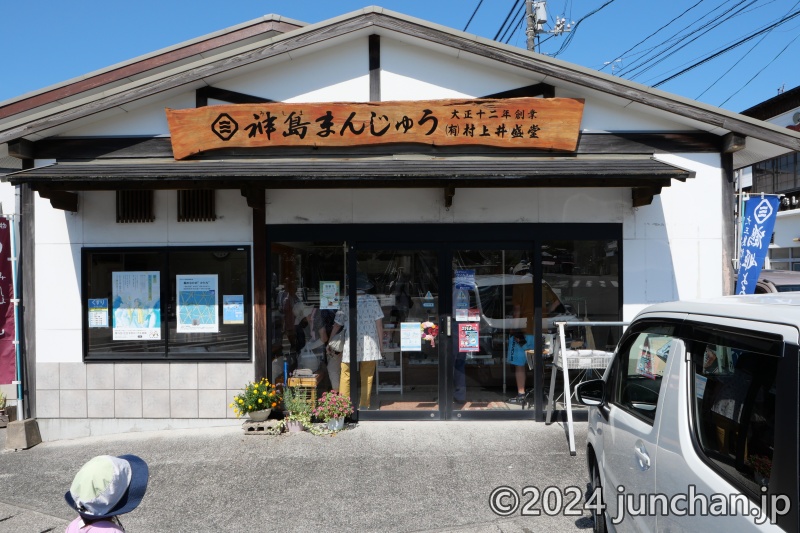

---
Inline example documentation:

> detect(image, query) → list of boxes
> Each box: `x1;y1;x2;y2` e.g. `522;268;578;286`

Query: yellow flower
238;399;244;404
258;398;263;404
229;403;233;408
262;391;267;395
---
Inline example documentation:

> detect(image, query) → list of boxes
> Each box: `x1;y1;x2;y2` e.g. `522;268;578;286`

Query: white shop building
1;7;799;441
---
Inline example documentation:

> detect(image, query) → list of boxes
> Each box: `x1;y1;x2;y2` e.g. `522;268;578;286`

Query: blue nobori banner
736;196;780;294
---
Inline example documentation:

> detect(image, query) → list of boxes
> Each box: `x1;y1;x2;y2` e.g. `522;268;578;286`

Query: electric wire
600;0;705;71
549;0;618;57
719;31;800;106
695;0;800;99
500;0;528;44
494;0;524;41
620;0;753;80
652;7;800;87
464;0;485;31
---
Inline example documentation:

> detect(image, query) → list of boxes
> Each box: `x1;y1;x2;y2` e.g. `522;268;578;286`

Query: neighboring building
741;85;800;270
1;7;799;441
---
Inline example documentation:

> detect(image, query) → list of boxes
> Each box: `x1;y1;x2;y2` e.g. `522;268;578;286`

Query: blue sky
2;1;798;113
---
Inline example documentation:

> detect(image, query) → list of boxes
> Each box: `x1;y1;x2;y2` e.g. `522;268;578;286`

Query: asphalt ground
0;418;593;533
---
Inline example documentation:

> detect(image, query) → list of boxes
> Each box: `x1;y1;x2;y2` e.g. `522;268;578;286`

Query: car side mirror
575;379;605;406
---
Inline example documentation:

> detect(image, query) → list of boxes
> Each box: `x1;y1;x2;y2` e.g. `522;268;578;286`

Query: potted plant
230;378;281;422
312;390;353;431
282;386;313;432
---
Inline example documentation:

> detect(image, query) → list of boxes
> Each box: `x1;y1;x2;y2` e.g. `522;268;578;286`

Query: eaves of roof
3;156;693;190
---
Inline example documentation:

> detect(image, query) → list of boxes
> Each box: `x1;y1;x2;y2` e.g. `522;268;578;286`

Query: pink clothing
65;517;124;532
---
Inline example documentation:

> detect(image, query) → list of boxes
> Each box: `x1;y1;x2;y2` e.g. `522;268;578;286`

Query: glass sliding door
450;249;536;412
357;249;440;413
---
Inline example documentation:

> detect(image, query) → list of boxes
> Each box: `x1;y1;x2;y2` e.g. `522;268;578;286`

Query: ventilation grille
177;190;216;222
116;190;154;223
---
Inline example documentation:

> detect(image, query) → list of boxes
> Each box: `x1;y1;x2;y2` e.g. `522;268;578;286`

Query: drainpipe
4;213;23;420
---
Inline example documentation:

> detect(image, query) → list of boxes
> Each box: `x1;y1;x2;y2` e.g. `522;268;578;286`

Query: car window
691;339;780;495
612;325;676;424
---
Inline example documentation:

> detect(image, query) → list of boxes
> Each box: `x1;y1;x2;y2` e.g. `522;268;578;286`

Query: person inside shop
508;261;535;405
328;272;384;409
293;301;328;374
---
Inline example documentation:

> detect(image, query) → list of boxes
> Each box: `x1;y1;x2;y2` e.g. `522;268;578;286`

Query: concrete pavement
0;419;593;533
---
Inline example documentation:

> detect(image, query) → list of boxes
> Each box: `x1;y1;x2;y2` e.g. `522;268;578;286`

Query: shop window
116;190;154;223
83;246;250;361
177;190;216;222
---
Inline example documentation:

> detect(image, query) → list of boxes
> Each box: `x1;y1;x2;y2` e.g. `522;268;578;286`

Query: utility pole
526;0;572;52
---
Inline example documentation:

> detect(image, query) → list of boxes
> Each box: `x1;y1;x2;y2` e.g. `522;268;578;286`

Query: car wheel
589;459;607;533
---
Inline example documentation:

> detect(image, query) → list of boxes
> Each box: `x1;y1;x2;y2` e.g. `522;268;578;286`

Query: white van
576;294;799;532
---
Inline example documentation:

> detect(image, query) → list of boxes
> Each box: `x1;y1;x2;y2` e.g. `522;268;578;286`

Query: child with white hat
64;454;149;532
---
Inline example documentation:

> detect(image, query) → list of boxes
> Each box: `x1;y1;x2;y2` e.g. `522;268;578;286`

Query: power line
549;0;618;57
494;0;524;41
500;0;527;44
695;0;800;99
464;0;485;31
720;31;800;106
600;0;705;71
620;0;753;80
652;6;800;87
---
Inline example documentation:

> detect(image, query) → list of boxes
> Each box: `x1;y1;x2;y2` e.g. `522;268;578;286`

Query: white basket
556;349;614;370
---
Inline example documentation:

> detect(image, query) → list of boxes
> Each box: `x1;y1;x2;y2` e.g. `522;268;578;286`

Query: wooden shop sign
166;97;584;160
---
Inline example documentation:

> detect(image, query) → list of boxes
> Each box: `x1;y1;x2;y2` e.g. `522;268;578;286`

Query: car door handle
634;440;651;470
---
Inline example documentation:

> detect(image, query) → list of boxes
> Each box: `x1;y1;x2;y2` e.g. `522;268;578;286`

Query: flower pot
286;419;305;433
247;409;271;422
326;417;345;431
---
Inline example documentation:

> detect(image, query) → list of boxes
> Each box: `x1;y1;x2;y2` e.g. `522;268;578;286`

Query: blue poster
735;196;780;294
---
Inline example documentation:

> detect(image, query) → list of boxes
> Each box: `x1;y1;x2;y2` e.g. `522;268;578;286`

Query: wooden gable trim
4;11;798;153
0;20;300;121
369;34;381;102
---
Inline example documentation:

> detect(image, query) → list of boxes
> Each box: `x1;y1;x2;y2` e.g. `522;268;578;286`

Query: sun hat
356;272;373;291
65;454;149;520
292;302;314;325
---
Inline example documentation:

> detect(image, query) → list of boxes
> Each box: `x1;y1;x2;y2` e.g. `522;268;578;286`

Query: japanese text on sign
166;97;584;159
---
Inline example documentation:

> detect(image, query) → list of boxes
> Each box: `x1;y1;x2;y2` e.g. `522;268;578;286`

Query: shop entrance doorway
268;224;622;421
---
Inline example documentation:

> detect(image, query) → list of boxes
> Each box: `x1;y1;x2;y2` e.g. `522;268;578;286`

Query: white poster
401;322;422;351
320;281;340;310
112;272;161;340
177;274;219;333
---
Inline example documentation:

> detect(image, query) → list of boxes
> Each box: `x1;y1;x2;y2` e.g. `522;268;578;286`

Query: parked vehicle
576;294;798;532
756;269;800;293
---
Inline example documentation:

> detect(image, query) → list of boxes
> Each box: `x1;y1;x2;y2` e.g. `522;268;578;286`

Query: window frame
608;319;678;426
81;245;252;362
684;321;786;502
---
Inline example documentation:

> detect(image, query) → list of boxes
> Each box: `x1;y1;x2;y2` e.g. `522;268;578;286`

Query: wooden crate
287;373;323;407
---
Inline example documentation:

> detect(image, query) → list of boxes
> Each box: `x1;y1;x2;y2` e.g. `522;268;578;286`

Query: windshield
776;285;800;292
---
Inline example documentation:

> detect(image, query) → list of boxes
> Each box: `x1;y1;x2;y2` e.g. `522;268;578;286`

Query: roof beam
196;86;274;107
8;138;34;159
37;189;78;212
722;132;746;154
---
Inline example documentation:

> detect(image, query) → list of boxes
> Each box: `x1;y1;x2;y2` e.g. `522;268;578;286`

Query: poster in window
223;295;244;325
636;337;656;380
400;322;422;351
458;322;480;352
112;272;161;340
177;274;219;333
88;298;109;328
320;281;340;310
